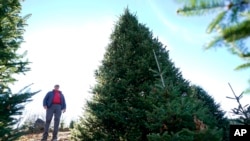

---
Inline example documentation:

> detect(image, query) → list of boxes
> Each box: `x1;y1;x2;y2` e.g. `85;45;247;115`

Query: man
41;84;66;141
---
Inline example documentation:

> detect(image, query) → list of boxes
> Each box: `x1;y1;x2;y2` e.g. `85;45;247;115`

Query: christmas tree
71;8;228;141
0;0;39;140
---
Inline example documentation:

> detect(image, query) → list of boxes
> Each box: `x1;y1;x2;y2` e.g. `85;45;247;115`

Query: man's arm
61;93;66;112
43;92;50;109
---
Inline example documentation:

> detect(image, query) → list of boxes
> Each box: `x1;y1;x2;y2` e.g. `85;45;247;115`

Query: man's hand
44;106;47;110
62;109;66;113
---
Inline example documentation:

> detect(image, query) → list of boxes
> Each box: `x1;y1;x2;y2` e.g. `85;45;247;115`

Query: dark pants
42;104;62;140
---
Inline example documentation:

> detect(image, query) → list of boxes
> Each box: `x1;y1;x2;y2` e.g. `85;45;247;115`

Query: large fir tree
72;8;163;140
0;0;39;140
72;8;228;141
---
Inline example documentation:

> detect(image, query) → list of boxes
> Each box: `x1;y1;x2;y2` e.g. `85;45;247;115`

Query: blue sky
15;0;250;124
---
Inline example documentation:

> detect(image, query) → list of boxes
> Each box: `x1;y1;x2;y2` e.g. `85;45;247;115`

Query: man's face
54;85;59;90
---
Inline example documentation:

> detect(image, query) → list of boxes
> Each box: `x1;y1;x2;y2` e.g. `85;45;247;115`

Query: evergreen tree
176;0;250;64
175;0;250;90
72;8;228;140
226;83;250;125
0;0;39;140
71;8;188;141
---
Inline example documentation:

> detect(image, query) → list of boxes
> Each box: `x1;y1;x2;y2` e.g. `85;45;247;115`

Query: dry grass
17;131;71;141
